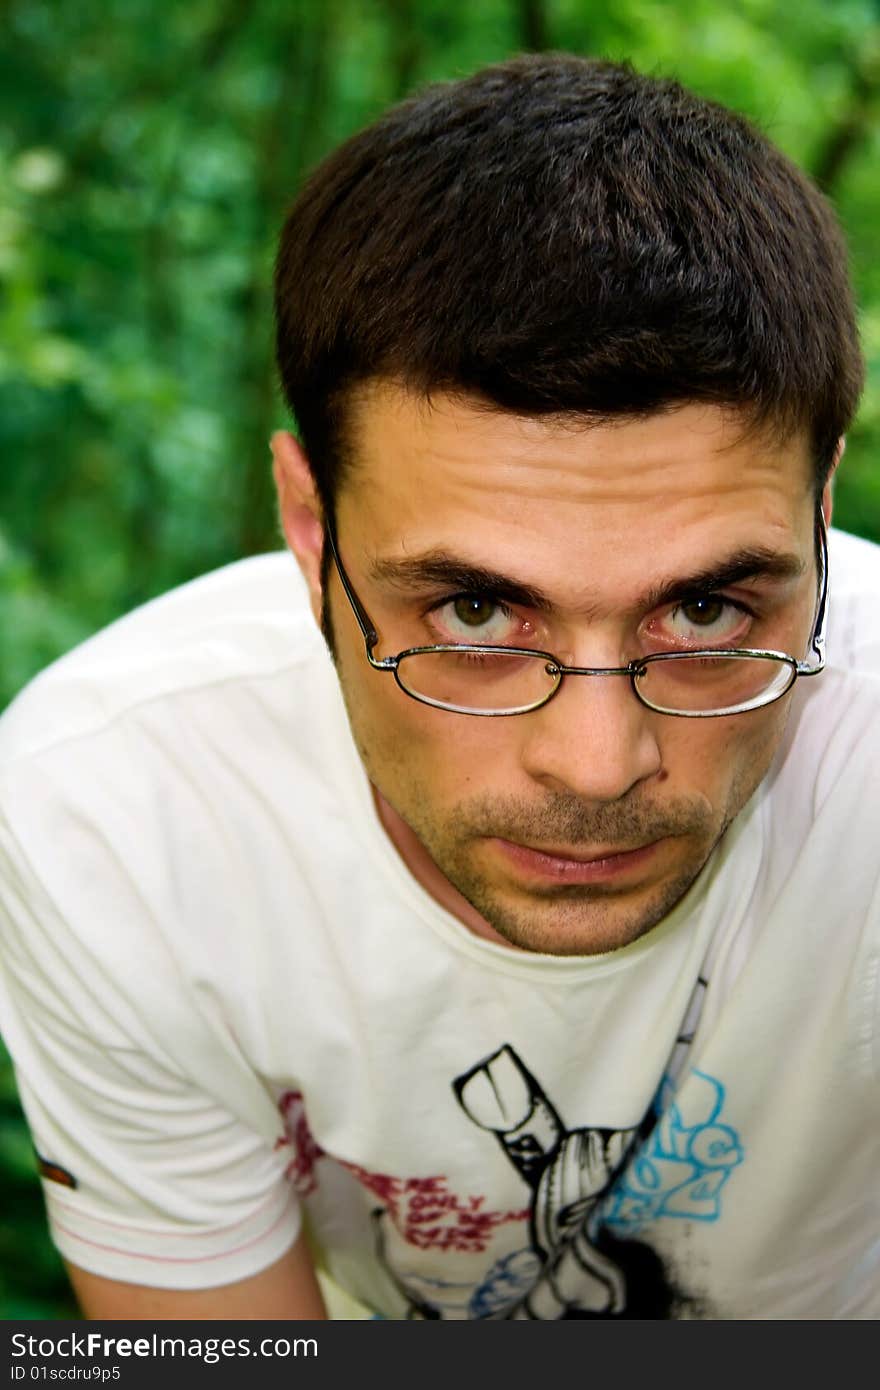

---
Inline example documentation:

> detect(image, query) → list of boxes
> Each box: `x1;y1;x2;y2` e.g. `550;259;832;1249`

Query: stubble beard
393;785;731;955
341;703;773;957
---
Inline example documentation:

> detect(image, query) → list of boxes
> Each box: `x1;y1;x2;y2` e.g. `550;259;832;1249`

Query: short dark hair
273;53;863;515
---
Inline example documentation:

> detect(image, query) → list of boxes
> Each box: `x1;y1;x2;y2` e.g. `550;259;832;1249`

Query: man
0;55;877;1320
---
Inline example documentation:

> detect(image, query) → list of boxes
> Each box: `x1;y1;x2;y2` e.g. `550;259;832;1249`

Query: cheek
341;656;514;796
337;653;447;780
660;702;789;805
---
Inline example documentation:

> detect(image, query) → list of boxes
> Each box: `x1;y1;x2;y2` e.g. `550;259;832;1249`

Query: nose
519;668;663;802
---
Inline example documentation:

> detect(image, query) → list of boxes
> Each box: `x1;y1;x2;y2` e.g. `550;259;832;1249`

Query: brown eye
429;594;521;645
681;598;725;626
453;596;498;627
645;594;752;651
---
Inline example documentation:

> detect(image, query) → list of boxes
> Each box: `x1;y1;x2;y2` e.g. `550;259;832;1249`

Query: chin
464;880;700;957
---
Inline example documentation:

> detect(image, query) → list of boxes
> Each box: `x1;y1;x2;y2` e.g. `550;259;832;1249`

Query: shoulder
825;526;880;673
0;551;327;767
761;560;880;957
0;551;357;909
808;526;880;804
760;529;880;890
828;523;880;585
0;550;360;1024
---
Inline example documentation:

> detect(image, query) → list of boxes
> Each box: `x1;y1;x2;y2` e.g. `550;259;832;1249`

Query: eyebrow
368;545;807;614
369;553;554;610
640;546;807;612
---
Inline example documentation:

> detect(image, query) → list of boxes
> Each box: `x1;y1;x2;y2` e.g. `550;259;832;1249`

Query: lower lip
492;838;662;885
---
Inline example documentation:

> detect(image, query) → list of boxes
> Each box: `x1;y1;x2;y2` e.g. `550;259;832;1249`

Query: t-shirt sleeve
0;808;301;1291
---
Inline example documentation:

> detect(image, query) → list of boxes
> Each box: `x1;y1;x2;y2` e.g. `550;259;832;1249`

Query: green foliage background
1;0;878;1317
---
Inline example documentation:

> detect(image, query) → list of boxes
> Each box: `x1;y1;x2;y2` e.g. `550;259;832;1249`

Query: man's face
308;384;824;955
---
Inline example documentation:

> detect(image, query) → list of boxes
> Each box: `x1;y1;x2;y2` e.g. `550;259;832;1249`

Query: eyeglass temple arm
799;507;829;674
324;524;384;656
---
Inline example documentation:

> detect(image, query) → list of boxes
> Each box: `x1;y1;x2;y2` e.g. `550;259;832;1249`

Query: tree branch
811;34;880;195
520;0;550;53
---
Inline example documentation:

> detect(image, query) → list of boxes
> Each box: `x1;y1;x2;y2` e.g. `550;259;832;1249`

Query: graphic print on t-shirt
280;1051;744;1318
451;1044;689;1317
278;960;743;1319
453;1043;639;1316
450;1047;745;1318
600;1068;745;1233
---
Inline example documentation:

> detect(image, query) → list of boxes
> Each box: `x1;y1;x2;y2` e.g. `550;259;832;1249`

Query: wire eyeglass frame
324;510;828;718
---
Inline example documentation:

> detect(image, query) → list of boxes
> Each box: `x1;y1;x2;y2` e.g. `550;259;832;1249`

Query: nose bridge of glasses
540;658;654;727
523;652;663;797
550;659;643;678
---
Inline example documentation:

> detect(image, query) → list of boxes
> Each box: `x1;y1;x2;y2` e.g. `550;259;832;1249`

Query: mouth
491;837;664;885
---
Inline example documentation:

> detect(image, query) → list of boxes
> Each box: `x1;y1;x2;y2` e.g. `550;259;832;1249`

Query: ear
271;430;325;624
821;437;845;529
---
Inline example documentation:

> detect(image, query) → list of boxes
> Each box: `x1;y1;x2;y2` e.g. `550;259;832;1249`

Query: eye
453;596;499;628
646;595;753;649
426;594;525;644
678;598;728;628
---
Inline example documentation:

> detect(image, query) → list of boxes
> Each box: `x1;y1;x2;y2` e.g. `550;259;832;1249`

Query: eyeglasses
325;513;828;718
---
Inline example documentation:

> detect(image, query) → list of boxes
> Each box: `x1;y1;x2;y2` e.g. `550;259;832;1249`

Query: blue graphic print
469;1249;543;1318
602;1069;743;1235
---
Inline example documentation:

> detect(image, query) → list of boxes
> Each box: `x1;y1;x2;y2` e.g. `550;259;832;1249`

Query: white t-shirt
0;528;878;1319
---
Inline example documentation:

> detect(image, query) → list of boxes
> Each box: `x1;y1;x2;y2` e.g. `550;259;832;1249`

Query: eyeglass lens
394;648;796;716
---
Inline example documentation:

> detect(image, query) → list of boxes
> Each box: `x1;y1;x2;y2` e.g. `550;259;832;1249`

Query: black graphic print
453;1044;688;1318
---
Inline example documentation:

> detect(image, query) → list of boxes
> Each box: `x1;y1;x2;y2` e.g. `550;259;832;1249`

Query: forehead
338;382;814;580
